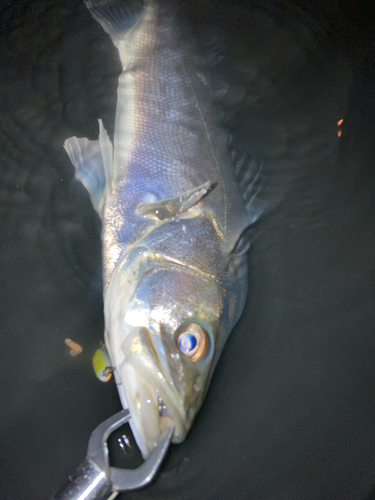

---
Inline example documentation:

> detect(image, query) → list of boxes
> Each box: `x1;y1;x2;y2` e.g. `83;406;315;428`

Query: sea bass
64;0;264;458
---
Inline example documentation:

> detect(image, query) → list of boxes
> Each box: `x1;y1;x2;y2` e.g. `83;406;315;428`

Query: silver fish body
64;0;264;457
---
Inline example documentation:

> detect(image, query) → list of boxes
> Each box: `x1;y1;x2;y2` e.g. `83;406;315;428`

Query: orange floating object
65;338;83;357
337;130;342;137
337;119;344;126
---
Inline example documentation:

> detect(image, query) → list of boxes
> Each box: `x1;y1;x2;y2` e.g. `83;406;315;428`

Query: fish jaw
117;326;187;456
111;321;213;458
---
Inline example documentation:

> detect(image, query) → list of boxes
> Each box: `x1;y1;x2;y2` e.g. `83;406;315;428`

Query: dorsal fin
229;141;268;224
64;119;114;218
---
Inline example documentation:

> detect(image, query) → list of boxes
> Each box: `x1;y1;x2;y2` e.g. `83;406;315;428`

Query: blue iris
179;333;197;354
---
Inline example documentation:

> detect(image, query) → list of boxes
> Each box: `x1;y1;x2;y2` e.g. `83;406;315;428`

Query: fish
64;0;266;458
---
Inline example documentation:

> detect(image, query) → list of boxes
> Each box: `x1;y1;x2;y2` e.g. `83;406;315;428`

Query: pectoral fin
64;119;113;218
136;180;217;221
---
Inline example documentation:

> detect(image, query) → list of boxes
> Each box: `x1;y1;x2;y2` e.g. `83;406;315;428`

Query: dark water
1;1;375;499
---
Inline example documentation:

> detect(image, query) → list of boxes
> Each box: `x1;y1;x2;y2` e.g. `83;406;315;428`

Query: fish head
105;250;225;457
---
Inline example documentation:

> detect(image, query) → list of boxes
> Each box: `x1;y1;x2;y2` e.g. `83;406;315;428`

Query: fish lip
117;326;188;457
122;369;186;457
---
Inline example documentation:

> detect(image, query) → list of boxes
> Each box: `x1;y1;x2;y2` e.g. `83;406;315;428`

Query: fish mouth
115;326;188;458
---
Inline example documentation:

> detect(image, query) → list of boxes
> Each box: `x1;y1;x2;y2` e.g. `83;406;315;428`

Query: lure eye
177;323;208;362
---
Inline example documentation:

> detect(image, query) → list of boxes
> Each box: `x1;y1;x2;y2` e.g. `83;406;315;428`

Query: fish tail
84;0;145;45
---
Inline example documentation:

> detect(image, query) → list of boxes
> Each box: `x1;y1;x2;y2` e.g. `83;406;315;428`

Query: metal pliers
51;409;173;500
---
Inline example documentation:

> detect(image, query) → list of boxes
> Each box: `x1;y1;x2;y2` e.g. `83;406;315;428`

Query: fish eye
177;323;208;362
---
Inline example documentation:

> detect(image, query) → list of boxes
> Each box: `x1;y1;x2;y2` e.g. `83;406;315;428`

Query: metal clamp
51;409;173;500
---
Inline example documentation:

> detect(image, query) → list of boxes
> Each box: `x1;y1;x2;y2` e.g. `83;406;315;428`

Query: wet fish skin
65;0;262;458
